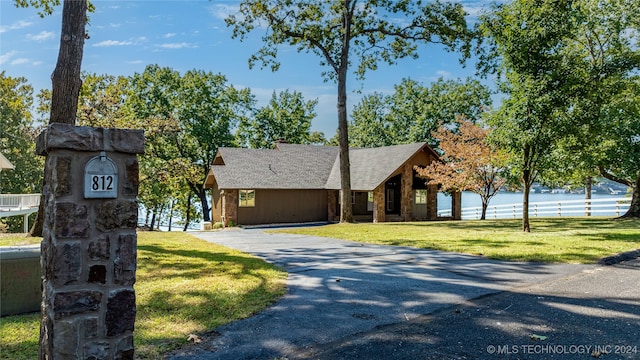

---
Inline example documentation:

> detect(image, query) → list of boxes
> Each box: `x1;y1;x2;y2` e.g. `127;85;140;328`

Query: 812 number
91;175;114;191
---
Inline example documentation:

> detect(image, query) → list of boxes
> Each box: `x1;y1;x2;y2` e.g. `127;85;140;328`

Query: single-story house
204;142;461;226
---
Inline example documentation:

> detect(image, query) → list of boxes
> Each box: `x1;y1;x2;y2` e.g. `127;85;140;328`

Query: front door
386;189;395;212
385;174;401;214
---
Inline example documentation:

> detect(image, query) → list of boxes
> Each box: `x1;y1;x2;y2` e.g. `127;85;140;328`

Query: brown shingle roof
206;142;434;191
210;144;339;189
324;142;431;190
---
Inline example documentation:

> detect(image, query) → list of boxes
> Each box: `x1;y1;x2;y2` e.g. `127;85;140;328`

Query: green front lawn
274;217;640;263
0;233;40;246
0;232;287;360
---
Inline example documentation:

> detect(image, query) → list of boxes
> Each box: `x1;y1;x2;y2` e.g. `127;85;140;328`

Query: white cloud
93;40;134;47
164;33;176;38
0;51;18;65
0;20;33;33
159;42;197;49
436;70;452;79
127;60;144;64
10;58;30;65
26;31;55;41
209;4;238;21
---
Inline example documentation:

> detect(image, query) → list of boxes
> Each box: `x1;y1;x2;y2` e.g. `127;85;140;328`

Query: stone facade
372;184;385;223
427;184;439;220
400;163;413;221
36;124;144;360
327;190;339;222
221;189;238;226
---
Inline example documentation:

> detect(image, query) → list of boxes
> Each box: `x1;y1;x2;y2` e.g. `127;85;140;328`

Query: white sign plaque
84;152;118;199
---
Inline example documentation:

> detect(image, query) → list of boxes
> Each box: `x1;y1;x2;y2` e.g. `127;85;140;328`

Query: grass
2;217;638;357
273;217;640;263
0;231;287;360
0;233;40;246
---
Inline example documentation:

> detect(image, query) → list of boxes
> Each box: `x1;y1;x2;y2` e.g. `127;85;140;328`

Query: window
367;192;374;211
338;191;357;204
415;189;427;205
239;190;255;207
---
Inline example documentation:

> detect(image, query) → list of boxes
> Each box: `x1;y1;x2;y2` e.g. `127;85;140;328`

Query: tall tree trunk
50;0;87;124
480;197;488;220
188;181;211;222
183;193;192;232
522;144;532;233
167;200;175;231
522;179;531;232
585;176;592;216
620;172;640;219
337;1;353;223
149;209;157;231
30;0;87;237
197;186;210;222
598;167;637;218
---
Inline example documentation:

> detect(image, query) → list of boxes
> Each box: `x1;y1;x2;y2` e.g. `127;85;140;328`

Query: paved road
168;228;640;360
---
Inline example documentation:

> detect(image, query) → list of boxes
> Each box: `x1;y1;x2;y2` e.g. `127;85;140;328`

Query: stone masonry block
88;234;111;260
54;202;90;238
37;123;144;155
54;156;72;196
84;341;110;360
95;200;138;232
109;128;145;154
52;242;82;286
106;290;136;337
85;317;99;339
122;158;140;197
54;291;102;319
114;234;137;286
115;335;135;360
54;318;80;358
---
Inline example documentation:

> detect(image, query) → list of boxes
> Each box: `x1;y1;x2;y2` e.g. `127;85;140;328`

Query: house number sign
84;151;118;199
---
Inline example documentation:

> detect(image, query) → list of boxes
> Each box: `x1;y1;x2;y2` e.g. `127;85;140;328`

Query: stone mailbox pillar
36;124;144;360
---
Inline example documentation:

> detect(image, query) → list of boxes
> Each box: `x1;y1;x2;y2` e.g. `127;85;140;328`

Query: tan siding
210;186;222;223
237;189;328;225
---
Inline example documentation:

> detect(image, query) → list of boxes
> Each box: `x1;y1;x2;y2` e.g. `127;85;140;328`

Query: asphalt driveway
168;228;640;360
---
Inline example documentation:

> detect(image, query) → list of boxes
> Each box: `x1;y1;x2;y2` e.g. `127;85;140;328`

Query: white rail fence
0;194;41;232
0;194;41;210
439;197;632;220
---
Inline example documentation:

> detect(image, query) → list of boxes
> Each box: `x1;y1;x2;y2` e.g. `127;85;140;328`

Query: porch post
427;184;439;220
400;163;413;221
327;190;339;222
222;189;238;226
373;184;385;223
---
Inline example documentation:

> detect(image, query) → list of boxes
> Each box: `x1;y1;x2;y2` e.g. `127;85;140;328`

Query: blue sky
1;0;494;137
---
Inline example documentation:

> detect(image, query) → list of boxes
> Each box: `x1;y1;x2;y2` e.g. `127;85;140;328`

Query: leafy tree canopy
236;90;320;149
349;77;492;148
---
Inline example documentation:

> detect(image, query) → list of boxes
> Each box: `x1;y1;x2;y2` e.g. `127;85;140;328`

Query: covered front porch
328;162;461;223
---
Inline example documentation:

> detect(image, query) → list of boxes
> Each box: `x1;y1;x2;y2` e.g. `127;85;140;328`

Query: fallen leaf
187;334;202;344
